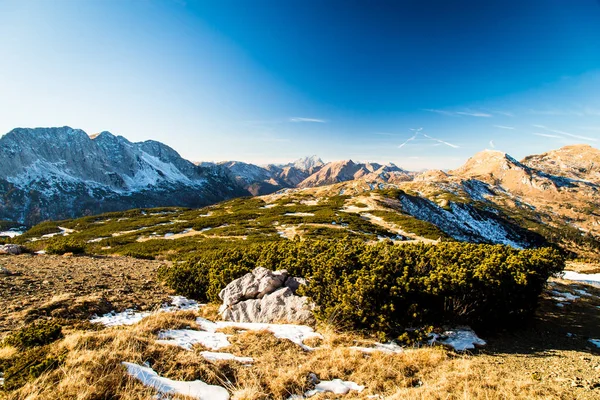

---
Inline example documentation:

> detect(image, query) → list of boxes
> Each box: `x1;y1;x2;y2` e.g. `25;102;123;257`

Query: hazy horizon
1;0;600;169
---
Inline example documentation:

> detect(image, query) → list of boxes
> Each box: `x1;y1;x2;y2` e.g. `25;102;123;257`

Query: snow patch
90;296;202;326
430;328;486;351
157;329;230;351
0;230;23;238
350;342;403;354
561;271;600;286
305;379;365;397
196;318;322;351
550;290;580;302
90;309;152;327
122;362;229;400
200;351;253;363
284;212;315;217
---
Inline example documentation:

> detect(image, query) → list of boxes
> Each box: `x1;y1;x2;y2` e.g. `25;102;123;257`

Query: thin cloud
398;133;418;148
529;108;600;117
455;111;492;118
423;109;455;116
398;128;459;149
489;140;495;148
532;132;561;138
289;117;327;123
493;125;515;130
423;109;492;118
532;124;598;141
422;133;460;148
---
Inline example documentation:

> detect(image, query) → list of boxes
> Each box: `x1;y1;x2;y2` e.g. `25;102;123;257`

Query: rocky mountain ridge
1;126;599;246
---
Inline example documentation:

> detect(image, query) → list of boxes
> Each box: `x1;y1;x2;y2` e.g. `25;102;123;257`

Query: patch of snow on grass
562;271;600;286
163;296;202;312
196;318;323;351
157;329;230;351
430;328;486;351
200;351;253;363
284;212;315;217
91;296;202;326
350;342;403;354
550;290;580;302
260;204;277;209
90;309;152;327
305;379;364;397
122;362;229;400
87;237;109;243
573;288;591;297
0;230;23;238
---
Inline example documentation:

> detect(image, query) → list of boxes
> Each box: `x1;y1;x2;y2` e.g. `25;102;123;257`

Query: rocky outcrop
0;127;247;224
0;244;25;255
219;267;314;324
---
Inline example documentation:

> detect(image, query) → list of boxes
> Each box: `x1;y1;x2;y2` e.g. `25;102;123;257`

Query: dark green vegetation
0;321;65;390
2;321;63;349
369;209;450;240
13;194;410;259
159;239;564;337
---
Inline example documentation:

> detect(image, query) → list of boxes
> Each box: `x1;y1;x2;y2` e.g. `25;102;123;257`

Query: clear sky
1;0;600;170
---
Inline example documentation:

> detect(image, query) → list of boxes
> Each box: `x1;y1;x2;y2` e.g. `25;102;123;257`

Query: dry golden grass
0;311;581;400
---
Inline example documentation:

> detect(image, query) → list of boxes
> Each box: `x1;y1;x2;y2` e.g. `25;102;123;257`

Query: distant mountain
521;144;600;184
290;155;324;172
2;125;599;253
298;160;412;188
0;127;246;224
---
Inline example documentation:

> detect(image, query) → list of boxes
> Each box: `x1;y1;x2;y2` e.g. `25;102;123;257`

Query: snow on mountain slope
0;127;244;224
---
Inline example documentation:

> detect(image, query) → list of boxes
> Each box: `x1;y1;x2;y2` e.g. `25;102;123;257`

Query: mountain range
1;126;600;255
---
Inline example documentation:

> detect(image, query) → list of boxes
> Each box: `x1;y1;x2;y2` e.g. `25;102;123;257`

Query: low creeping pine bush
158;239;563;336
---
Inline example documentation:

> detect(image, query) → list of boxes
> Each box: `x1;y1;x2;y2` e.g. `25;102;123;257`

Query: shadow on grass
479;280;600;357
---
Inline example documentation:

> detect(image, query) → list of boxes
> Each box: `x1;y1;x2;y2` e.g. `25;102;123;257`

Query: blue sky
1;0;600;169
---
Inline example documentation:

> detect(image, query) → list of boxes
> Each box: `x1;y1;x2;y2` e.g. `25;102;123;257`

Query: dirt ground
1;254;599;398
0;254;174;337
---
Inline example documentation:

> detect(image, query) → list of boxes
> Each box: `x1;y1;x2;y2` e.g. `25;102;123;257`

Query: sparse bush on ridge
159;239;564;336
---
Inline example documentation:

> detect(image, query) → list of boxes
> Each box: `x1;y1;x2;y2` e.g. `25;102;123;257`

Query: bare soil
0;254;173;337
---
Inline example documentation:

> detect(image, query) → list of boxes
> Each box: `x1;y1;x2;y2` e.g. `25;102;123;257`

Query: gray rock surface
219;267;289;307
0;244;25;255
219;268;314;324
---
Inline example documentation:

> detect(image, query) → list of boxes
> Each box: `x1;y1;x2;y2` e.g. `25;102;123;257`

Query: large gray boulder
219;267;288;307
0;244;25;255
218;267;314;324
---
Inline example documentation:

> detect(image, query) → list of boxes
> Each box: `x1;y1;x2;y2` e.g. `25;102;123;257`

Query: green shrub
45;237;86;255
0;347;64;390
160;239;563;336
2;321;63;349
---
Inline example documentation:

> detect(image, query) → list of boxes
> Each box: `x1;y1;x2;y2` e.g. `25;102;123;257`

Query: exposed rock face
0;244;25;255
219;267;289;307
219;267;314;324
0;127;247;224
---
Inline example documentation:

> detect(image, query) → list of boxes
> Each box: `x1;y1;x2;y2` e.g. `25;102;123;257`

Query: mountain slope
0;127;245;224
